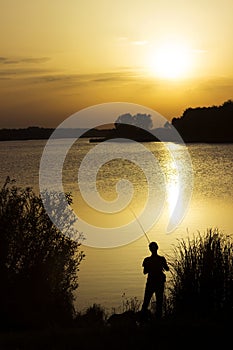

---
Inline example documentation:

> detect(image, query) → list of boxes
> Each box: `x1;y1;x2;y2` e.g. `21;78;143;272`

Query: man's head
149;241;158;253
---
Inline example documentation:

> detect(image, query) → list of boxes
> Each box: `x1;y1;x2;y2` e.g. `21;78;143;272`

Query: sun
147;42;193;79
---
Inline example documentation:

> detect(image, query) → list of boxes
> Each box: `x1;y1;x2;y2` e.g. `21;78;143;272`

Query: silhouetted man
141;241;169;319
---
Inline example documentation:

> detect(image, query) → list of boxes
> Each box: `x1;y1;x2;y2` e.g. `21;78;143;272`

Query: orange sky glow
0;0;233;128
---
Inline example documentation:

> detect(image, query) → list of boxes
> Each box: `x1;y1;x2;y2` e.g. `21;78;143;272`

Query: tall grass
121;293;141;313
168;228;233;320
74;303;107;327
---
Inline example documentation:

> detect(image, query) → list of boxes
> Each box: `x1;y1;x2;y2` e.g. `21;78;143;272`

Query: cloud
0;54;148;87
188;76;233;92
191;49;208;53
0;56;50;65
89;71;141;83
23;70;145;86
130;40;148;46
0;70;18;76
0;67;162;95
0;68;51;79
116;36;149;47
0;56;51;79
116;36;128;42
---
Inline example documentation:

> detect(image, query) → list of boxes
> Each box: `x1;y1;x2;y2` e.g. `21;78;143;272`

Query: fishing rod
130;208;158;306
129;208;168;257
129;208;151;244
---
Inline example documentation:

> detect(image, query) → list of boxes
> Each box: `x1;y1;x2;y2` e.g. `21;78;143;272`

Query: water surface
0;139;233;312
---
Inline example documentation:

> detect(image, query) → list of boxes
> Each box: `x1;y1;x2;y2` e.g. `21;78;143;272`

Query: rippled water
0;139;233;312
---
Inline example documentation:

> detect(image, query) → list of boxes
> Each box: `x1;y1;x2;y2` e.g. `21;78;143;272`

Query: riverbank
0;316;230;350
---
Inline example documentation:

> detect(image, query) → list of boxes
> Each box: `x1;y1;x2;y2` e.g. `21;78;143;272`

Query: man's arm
142;258;148;275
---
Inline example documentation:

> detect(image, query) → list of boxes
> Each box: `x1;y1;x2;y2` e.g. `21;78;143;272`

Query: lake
0;139;233;313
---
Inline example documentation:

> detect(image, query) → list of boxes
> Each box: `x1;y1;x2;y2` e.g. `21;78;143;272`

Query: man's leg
141;283;154;311
155;283;165;319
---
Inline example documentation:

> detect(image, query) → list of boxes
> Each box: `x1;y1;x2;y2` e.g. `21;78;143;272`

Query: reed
167;228;233;320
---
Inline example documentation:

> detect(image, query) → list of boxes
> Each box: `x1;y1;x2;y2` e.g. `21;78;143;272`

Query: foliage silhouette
115;113;153;131
0;177;85;329
121;294;141;313
172;100;233;142
89;113;158;142
168;228;233;320
113;113;157;141
74;303;107;327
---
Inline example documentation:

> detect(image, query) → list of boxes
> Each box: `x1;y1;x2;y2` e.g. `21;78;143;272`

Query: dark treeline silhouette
0;127;54;141
115;113;153;130
1;100;233;143
0;126;113;141
0;177;85;330
92;101;233;143
172;100;233;142
90;113;160;142
113;113;158;141
89;125;159;142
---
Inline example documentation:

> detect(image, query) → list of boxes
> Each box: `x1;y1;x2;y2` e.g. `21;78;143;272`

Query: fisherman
141;241;169;320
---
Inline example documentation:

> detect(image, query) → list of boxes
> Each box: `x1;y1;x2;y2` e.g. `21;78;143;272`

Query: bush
168;228;233;320
74;304;107;327
0;177;85;329
121;294;141;313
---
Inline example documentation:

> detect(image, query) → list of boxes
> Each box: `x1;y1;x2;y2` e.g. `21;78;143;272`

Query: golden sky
1;0;233;128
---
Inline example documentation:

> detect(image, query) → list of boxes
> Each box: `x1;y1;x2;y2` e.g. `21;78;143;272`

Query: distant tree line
0;126;113;141
172;100;233;142
90;113;159;142
113;113;158;141
0;127;54;141
85;99;233;143
1;100;232;142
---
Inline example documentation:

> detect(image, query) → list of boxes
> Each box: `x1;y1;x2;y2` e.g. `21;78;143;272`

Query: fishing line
129;207;168;258
129;208;150;244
